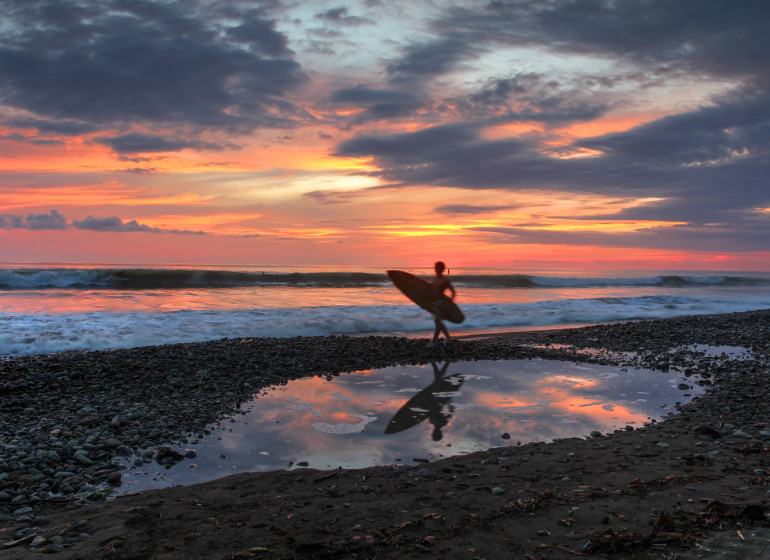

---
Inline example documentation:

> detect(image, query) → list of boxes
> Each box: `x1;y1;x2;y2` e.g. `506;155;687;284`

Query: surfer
429;261;456;344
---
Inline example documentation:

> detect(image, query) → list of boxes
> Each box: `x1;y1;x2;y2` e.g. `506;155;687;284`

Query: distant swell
0;269;387;290
1;268;768;291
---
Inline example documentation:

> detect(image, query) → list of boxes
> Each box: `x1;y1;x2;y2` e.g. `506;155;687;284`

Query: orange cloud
561;115;654;139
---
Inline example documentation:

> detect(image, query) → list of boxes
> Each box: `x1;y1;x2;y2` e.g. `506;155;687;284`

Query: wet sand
1;310;769;559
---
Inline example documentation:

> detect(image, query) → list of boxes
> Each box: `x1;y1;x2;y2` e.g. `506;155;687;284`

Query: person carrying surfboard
429;261;456;344
386;266;464;343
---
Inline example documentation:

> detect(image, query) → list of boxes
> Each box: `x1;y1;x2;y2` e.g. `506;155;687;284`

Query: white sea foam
1;290;769;356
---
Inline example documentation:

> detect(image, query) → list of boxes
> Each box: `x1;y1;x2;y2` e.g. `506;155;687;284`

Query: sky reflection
119;358;701;493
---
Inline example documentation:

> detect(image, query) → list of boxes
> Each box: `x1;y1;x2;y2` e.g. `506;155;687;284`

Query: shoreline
1;309;769;558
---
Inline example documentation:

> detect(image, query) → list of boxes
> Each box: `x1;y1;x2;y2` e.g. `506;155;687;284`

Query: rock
54;471;75;478
75;454;94;465
693;425;724;438
156;447;184;465
12;506;34;516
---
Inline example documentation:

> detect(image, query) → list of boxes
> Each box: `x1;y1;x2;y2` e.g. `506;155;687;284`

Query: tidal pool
119;358;702;493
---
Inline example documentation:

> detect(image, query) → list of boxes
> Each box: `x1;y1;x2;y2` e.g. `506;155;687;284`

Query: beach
1;310;769;559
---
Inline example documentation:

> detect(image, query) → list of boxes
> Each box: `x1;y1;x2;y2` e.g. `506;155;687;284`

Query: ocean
1;264;769;356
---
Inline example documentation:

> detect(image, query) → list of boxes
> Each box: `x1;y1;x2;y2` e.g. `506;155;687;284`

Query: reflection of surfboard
387;270;465;324
385;373;465;434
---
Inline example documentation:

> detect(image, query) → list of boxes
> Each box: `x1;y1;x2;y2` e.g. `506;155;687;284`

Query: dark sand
1;310;769;559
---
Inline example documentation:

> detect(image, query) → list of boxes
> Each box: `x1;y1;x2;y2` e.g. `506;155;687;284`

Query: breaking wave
2;268;768;290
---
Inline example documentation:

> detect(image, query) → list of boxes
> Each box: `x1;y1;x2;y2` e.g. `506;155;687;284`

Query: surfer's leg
431;318;442;343
432;316;450;343
440;321;451;340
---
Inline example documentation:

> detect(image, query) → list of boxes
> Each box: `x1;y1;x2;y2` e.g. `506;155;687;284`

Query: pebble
491;487;505;495
731;430;753;439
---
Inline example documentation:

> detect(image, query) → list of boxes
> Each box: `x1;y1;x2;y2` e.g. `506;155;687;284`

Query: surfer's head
434;261;446;274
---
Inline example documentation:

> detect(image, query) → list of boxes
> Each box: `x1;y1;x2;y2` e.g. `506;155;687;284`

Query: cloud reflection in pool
119;358;701;493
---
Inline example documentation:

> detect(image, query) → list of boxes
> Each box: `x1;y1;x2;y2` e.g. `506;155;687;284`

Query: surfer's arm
447;281;456;300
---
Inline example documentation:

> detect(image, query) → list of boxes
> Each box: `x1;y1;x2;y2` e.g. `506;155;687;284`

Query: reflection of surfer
429;261;456;345
427;361;454;441
384;361;464;442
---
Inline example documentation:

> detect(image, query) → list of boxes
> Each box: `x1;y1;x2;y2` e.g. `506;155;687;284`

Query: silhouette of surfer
429;261;456;345
384;361;464;441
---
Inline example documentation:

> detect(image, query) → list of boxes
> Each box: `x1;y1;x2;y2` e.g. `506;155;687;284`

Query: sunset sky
1;0;768;270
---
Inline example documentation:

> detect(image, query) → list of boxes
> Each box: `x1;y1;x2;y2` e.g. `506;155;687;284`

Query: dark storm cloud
471;220;770;253
315;7;374;26
464;74;611;125
72;215;204;234
331;86;415;105
9;118;102;136
377;0;770;138
0;0;307;142
72;216;160;233
387;34;485;84
330;85;423;122
0;209;67;230
383;1;770;119
0;132;64;146
580;93;770;165
336;122;559;189
95;133;229;154
336;91;770;226
407;0;770;84
469;74;543;106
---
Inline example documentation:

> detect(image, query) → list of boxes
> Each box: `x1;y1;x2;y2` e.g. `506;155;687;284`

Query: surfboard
387;270;465;324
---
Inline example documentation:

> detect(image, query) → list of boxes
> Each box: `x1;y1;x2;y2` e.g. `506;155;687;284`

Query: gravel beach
1;309;769;559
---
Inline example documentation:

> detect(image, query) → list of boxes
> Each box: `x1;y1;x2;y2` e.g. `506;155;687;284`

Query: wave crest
1;268;768;290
